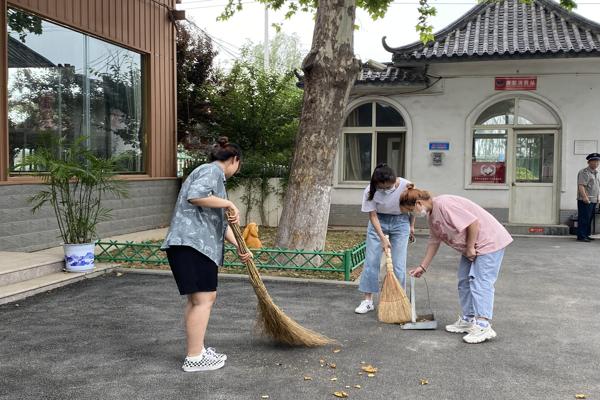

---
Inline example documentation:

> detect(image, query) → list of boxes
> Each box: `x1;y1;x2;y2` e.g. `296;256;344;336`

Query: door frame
509;128;560;224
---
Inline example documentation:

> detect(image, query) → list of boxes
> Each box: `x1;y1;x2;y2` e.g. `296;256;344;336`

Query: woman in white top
355;164;415;314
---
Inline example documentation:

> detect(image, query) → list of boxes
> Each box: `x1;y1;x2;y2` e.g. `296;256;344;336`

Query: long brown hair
399;183;431;211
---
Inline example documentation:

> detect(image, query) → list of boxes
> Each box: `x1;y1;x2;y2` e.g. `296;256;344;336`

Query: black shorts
165;246;218;294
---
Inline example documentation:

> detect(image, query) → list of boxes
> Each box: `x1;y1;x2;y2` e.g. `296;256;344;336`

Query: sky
178;0;600;67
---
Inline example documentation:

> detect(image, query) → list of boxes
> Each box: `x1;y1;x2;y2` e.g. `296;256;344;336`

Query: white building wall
332;58;600;221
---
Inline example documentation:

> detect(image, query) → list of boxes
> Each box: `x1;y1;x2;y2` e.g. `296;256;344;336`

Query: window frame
338;101;407;186
465;96;560;190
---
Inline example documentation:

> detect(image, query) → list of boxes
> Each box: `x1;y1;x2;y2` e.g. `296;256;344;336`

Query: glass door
509;131;558;224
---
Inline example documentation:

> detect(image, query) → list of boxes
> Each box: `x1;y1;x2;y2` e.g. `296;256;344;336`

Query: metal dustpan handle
410;276;417;323
409;275;434;323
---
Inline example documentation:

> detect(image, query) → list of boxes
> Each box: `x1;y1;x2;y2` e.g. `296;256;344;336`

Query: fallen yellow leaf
330;363;337;369
333;391;348;398
354;385;362;389
320;359;325;364
420;379;429;385
304;376;312;381
575;395;587;399
261;396;269;399
361;365;378;373
367;373;375;378
333;349;341;353
330;377;338;381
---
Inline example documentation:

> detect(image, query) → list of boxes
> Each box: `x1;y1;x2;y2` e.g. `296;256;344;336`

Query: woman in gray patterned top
162;136;252;372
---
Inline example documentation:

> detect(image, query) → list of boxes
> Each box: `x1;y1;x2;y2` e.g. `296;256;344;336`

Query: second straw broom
378;244;412;324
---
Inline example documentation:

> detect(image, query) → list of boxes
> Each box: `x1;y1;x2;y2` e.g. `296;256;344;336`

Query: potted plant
19;136;128;272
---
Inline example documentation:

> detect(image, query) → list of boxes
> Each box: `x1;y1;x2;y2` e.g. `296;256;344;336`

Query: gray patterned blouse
161;162;228;266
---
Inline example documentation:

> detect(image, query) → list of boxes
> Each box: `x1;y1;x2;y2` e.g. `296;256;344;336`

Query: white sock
187;349;206;360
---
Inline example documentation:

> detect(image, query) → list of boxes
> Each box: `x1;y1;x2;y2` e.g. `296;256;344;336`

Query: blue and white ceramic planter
63;243;95;272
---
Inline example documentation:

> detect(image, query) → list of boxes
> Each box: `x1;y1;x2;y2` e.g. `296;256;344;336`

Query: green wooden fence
96;241;366;281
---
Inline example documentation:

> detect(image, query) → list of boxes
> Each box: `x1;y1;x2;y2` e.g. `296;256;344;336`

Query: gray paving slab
1;236;599;400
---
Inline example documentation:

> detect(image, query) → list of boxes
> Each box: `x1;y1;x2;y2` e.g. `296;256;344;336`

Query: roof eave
392;50;600;64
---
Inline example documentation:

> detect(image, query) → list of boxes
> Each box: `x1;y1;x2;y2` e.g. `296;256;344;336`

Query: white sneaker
445;316;475;333
354;300;375;314
206;347;227;361
463;324;497;344
182;351;225;372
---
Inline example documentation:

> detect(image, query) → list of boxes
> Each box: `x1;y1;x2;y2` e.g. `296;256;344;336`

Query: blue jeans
359;213;410;294
577;200;597;239
457;248;505;320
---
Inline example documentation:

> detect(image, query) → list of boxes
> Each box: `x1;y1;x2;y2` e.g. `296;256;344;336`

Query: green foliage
560;0;577;11
416;0;437;44
218;0;579;45
219;0;438;42
206;36;303;174
17;136;128;244
178;35;302;221
516;167;537;181
176;22;218;148
243;33;304;75
7;7;42;42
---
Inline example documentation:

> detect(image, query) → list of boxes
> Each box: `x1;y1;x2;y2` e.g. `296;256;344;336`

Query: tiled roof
8;36;55;68
383;0;600;63
356;65;428;84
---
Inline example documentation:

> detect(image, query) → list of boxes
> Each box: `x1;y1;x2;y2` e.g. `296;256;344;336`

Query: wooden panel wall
1;0;177;179
0;0;7;181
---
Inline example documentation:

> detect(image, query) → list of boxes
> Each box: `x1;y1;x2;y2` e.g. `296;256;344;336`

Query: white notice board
574;140;598;155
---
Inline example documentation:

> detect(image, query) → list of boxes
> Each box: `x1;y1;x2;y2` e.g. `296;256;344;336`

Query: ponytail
367;163;396;201
209;136;242;163
399;184;431;210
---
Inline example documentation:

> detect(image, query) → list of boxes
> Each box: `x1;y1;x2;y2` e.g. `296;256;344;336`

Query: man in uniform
576;153;600;242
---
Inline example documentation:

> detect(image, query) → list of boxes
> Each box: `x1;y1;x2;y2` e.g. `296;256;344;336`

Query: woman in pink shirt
400;185;513;344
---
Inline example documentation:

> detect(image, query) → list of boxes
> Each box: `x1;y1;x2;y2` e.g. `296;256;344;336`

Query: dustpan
401;275;437;330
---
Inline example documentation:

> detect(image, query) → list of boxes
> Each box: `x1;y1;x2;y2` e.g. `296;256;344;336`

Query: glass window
7;7;145;174
471;129;507;184
376;132;405;177
344;103;372;127
517;100;558;125
344;133;372;181
475;99;515;125
376;103;404;126
88;37;144;172
515;134;554;183
342;102;406;181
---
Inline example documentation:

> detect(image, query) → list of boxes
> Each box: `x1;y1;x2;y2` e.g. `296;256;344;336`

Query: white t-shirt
361;178;411;215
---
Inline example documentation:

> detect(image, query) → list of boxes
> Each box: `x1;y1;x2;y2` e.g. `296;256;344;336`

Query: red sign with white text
495;76;537;91
471;162;506;184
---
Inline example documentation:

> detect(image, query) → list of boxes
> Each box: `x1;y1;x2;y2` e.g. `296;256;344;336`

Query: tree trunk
276;0;360;250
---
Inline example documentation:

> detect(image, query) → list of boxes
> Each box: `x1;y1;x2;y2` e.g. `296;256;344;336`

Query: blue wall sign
429;142;450;151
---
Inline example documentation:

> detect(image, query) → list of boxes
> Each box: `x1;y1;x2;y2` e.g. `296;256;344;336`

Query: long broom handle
384;235;393;273
226;210;251;255
225;210;269;298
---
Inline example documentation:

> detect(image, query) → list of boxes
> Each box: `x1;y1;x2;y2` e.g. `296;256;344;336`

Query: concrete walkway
1;236;599;400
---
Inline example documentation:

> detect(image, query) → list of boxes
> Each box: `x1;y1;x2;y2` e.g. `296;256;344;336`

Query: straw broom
378;244;412;324
227;213;335;347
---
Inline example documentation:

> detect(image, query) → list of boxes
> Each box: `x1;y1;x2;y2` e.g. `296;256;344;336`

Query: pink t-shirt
428;195;513;255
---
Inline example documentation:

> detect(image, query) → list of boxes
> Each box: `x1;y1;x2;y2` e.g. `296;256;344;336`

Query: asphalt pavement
1;236;599;400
